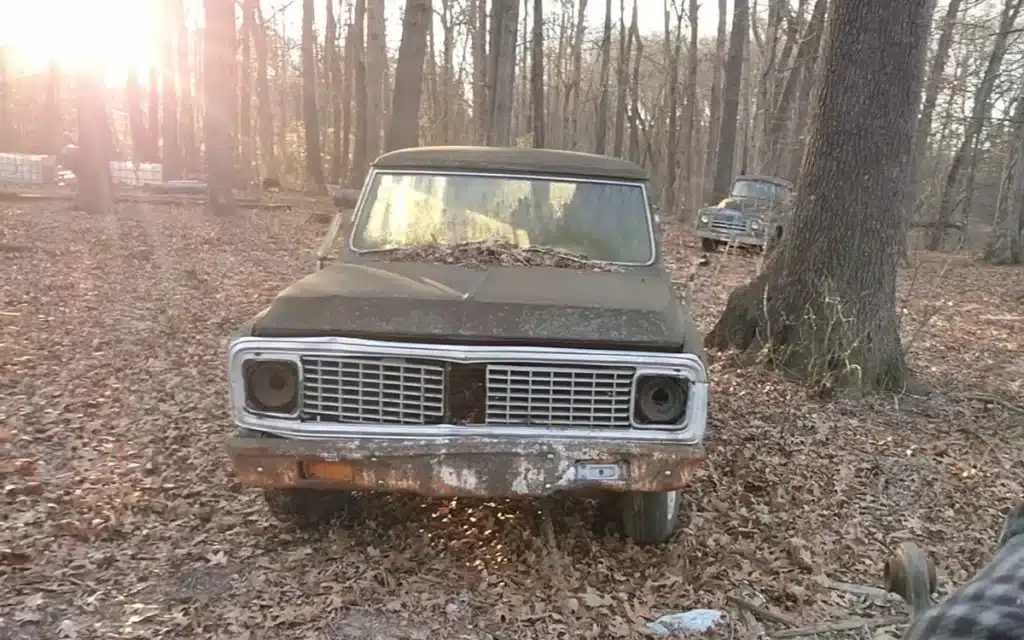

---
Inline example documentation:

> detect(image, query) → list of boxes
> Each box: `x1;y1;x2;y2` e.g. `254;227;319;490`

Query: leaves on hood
372;238;624;272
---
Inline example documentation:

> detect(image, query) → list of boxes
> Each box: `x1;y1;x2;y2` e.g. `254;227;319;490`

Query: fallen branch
958;392;1024;415
820;577;895;599
770;615;909;638
726;594;799;627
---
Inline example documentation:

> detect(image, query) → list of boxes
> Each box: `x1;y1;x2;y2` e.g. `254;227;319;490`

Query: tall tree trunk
0;48;10;148
238;0;254;183
564;0;587;149
364;0;386;161
594;0;613;154
255;0;276;178
702;0;728;203
627;3;641;161
161;0;182;180
682;0;699;206
531;0;546;148
173;0;196;174
350;0;370;185
74;69;114;214
342;22;355;183
148;67;160;162
927;0;1021;251
612;0;632;157
663;2;683;213
302;0;326;191
983;90;1024;264
471;0;488;143
386;0;431;152
126;69;150;167
711;0;749;202
44;60;61;154
486;0;520;146
204;0;237;214
326;0;343;182
707;0;932;392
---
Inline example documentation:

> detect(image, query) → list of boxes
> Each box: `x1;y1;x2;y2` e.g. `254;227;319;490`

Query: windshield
730;179;790;201
350;171;655;264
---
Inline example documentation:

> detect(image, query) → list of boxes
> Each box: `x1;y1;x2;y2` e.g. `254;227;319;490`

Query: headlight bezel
239;354;303;418
698;213;710;224
629;368;695;431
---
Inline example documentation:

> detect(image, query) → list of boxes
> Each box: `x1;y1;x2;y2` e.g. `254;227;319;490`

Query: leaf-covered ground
2;203;1021;639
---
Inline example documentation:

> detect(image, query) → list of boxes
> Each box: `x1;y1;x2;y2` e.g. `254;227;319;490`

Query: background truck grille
300;356;445;424
710;214;748;234
485;364;635;428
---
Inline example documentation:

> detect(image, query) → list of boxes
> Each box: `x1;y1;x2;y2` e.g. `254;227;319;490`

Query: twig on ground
820;577;895;599
725;594;799;627
770;615;909;638
957;392;1024;415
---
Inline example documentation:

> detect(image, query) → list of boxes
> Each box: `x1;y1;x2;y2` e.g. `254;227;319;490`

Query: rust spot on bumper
227;435;707;498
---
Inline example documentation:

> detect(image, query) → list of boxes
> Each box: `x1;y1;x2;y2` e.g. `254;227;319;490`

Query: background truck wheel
263;488;351;530
621;490;680;545
701;238;718;252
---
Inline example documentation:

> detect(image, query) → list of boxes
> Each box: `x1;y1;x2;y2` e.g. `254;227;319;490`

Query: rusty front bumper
227;432;707;498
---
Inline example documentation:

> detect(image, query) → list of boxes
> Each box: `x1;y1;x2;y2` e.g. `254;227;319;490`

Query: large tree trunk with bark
485;0;519;146
701;0;728;204
160;0;182;181
710;0;748;202
386;0;431;152
204;0;237;214
349;0;369;186
983;91;1024;265
173;0;197;174
706;0;931;393
74;70;114;215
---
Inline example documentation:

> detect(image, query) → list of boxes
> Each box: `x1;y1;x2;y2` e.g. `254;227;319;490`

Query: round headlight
244;360;299;413
634;376;688;425
750;220;762;230
699;214;709;224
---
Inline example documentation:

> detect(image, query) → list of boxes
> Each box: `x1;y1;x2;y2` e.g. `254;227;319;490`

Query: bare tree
594;0;613;154
711;0;748;202
302;0;327;191
204;0;237;214
531;0;545;148
161;0;181;180
386;0;432;152
706;0;932;392
486;0;519;146
74;69;114;215
701;0;728;203
255;0;275;178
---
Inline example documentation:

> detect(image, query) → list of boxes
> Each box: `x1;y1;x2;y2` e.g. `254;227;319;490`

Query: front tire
700;238;718;252
263;488;352;530
621;490;680;545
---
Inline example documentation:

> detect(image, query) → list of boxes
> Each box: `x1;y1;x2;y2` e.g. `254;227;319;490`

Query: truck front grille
710;213;748;234
300;356;445;424
485;364;635;428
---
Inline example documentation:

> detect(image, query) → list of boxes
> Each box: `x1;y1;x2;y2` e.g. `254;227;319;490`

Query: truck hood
250;260;698;350
716;196;779;215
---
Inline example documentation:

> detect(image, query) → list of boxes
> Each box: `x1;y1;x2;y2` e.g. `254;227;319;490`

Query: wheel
263;488;352;530
701;238;718;252
621;490;680;545
883;541;936;616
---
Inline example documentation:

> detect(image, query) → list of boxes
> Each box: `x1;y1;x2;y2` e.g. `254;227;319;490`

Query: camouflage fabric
904;502;1024;640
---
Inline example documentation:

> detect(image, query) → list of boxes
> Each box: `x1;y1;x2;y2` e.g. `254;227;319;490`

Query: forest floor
2;201;1022;640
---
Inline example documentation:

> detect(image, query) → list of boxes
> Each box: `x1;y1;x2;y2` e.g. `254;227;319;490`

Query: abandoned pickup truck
226;146;709;545
695;174;793;252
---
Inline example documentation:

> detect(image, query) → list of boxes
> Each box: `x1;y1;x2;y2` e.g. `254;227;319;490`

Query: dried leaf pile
1;203;1021;639
374;239;623;272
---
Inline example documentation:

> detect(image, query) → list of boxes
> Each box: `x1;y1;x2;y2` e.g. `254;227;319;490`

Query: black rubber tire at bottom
621;490;681;545
263;488;352;530
701;238;718;252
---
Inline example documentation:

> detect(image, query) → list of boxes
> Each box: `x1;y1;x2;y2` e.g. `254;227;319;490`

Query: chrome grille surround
485;364;635;428
228;336;710;444
709;212;748;234
300;355;444;424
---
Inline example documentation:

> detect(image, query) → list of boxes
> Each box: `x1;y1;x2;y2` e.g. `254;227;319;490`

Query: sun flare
1;0;156;88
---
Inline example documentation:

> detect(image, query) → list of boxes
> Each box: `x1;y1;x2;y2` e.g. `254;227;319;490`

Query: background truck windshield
731;179;790;200
350;172;655;264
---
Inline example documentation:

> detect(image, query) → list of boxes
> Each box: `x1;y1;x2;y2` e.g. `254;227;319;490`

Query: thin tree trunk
161;0;182;180
173;0;196;174
255;0;276;178
711;0;749;202
148;67;160;162
74;69;114;214
204;0;237;214
301;0;326;191
594;0;613;154
238;0;254;184
627;3;641;162
364;0;386;161
386;0;431;152
471;0;488;143
486;0;520;146
326;0;343;183
531;0;546;148
612;0;632;157
702;0;728;204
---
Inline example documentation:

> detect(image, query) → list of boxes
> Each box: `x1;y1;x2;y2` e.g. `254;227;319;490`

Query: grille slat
485;364;634;428
710;213;748;234
301;356;445;424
